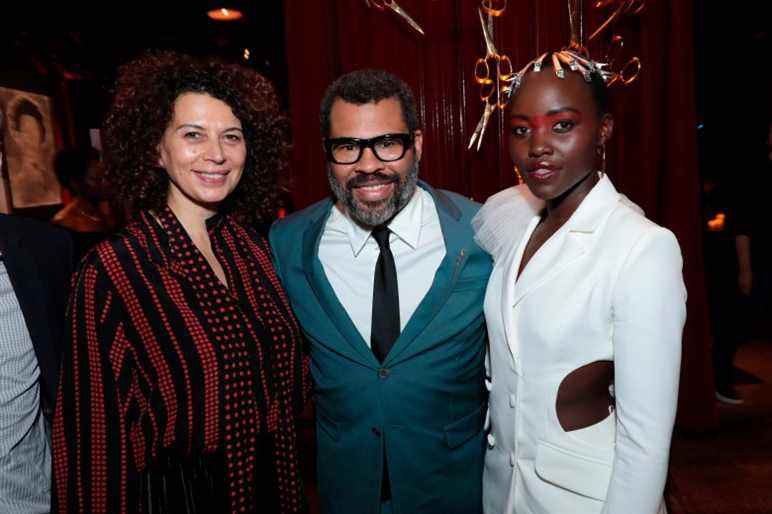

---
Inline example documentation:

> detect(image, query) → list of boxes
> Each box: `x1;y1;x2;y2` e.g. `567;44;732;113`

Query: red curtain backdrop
284;0;715;430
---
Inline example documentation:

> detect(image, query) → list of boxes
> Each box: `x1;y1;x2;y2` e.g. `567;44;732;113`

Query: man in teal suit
270;69;491;514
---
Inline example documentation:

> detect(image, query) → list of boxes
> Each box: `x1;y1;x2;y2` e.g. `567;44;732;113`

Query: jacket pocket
534;439;611;501
444;404;485;449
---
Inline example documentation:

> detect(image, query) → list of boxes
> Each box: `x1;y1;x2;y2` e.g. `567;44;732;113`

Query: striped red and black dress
52;207;310;514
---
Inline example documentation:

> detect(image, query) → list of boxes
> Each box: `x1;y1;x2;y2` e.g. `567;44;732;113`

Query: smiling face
508;69;613;201
326;97;422;228
158;92;246;216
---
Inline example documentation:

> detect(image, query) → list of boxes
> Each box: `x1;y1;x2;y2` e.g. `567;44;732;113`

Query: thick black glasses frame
323;133;414;164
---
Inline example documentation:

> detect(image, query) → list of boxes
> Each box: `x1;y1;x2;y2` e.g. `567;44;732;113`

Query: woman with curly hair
52;52;309;514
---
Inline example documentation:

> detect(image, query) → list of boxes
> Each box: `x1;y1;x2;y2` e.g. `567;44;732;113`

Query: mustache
346;172;399;190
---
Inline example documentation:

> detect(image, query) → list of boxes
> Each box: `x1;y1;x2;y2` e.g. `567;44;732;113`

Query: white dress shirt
319;186;446;345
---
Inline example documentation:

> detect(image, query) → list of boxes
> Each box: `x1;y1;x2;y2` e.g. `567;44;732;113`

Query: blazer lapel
384;185;469;366
301;202;379;367
499;221;590;368
503;174;621;357
499;215;538;362
510;227;589;308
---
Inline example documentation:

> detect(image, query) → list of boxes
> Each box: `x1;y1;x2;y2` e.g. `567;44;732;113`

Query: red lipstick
526;161;560;181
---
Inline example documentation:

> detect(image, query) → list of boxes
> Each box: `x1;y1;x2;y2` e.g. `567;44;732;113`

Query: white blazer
474;175;686;514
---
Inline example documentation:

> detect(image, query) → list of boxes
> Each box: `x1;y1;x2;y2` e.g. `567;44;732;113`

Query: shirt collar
329;186;425;257
387;186;422;250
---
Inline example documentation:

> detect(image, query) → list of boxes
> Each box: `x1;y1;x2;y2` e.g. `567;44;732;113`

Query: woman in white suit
474;53;687;514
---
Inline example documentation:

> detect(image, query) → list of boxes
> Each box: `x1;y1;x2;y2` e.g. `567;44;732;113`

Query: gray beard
327;159;419;229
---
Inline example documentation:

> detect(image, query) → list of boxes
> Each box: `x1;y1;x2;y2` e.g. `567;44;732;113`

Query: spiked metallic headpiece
469;0;645;150
508;0;644;94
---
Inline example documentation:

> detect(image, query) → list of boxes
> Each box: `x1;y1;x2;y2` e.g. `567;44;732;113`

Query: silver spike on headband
504;0;643;100
467;0;643;151
505;49;613;101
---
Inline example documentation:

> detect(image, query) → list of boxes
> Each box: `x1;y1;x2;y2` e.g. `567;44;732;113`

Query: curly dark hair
103;51;290;225
319;69;419;139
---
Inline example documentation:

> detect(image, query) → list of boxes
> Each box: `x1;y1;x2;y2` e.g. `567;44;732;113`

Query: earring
597;143;606;176
514;164;523;184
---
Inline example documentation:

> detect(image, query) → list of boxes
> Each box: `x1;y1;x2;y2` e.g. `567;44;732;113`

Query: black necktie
371;225;400;363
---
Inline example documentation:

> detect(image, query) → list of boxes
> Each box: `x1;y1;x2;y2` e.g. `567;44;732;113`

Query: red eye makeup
510;108;583;130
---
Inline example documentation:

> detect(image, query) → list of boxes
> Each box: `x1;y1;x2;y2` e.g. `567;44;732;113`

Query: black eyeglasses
323;133;414;165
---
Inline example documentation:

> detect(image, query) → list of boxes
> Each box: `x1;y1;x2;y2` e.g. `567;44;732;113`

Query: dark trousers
709;287;752;390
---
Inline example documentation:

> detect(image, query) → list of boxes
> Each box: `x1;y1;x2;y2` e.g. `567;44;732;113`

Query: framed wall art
0;87;60;208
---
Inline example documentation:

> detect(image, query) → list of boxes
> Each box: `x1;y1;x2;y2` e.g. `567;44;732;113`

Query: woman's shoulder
224;217;269;246
76;219;164;276
607;199;678;247
603;200;682;272
222;218;277;264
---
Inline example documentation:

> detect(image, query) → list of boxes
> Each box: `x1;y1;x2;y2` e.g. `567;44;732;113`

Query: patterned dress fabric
52;207;310;513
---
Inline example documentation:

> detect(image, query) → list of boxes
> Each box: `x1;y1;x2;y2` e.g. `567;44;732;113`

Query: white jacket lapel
502;175;622;358
500;215;538;361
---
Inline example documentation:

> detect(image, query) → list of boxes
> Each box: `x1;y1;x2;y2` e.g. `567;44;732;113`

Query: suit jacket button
372;427;381;437
378;368;390;379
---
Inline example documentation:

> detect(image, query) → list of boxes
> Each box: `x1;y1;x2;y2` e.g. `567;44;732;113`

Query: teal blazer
269;182;492;514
